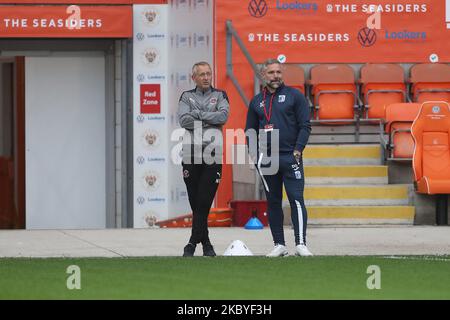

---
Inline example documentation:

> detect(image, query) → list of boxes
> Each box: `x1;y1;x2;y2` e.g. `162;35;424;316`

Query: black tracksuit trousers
182;161;222;245
263;152;308;246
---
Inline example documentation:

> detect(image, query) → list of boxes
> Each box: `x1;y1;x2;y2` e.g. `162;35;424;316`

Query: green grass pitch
1;256;449;299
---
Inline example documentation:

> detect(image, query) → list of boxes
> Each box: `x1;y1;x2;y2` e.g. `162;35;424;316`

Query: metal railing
226;20;265;199
226;20;263;108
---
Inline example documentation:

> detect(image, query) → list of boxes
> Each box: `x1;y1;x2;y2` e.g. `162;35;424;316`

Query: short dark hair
192;61;211;75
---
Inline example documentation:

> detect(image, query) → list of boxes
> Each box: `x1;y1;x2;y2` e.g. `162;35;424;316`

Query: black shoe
183;243;196;257
203;244;216;257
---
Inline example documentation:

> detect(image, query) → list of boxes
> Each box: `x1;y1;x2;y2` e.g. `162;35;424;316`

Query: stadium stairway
282;144;415;225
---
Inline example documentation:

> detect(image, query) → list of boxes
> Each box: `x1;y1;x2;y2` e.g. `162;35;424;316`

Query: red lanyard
262;88;275;123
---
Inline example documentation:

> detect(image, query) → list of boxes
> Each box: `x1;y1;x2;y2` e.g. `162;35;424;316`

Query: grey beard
265;80;283;90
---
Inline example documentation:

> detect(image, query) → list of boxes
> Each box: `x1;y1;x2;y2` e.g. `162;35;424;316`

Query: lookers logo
248;0;318;18
276;0;318;12
385;30;426;41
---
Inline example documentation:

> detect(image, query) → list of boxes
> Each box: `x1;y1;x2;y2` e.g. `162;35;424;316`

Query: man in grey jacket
178;61;230;257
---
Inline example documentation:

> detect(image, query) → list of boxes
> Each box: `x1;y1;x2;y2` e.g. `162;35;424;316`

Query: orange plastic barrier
156;208;233;228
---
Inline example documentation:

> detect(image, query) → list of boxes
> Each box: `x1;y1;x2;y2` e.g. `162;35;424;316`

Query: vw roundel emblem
432;106;441;114
136;156;145;165
136;32;145;41
357;27;377;47
136;115;145;123
137;74;145;82
137;196;145;205
248;0;268;18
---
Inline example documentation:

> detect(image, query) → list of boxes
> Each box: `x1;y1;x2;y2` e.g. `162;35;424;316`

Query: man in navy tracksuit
245;59;313;257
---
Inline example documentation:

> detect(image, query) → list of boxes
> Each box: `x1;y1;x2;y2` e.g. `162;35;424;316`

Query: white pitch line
382;255;450;262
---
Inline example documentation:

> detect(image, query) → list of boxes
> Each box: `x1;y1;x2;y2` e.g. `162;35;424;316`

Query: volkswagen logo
136;156;145;165
248;0;268;18
137;74;145;82
136;196;145;205
136;33;145;41
358;27;377;47
136;115;145;123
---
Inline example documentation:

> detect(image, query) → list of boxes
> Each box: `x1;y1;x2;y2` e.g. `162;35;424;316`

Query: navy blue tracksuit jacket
245;84;311;246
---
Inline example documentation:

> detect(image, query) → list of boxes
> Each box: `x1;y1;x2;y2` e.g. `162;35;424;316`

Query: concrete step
283;184;410;206
303;144;381;165
311;124;381;134
282;205;415;225
305;165;388;185
307;205;415;225
308;134;384;144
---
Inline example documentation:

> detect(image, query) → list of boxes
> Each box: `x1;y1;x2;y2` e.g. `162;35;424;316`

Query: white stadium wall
133;1;213;228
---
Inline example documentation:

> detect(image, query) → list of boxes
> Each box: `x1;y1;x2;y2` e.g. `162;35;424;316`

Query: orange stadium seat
409;63;450;103
307;64;358;122
411;101;450;194
282;64;305;94
360;63;407;121
381;103;421;161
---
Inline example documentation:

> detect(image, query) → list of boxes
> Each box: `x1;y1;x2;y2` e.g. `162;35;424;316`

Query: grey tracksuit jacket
177;86;230;163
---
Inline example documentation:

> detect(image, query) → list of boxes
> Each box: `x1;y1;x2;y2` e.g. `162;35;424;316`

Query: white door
25;55;106;229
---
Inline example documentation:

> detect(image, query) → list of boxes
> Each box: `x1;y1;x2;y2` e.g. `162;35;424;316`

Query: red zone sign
140;84;161;114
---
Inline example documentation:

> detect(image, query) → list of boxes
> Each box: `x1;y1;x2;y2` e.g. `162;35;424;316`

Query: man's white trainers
266;244;289;257
295;245;313;256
